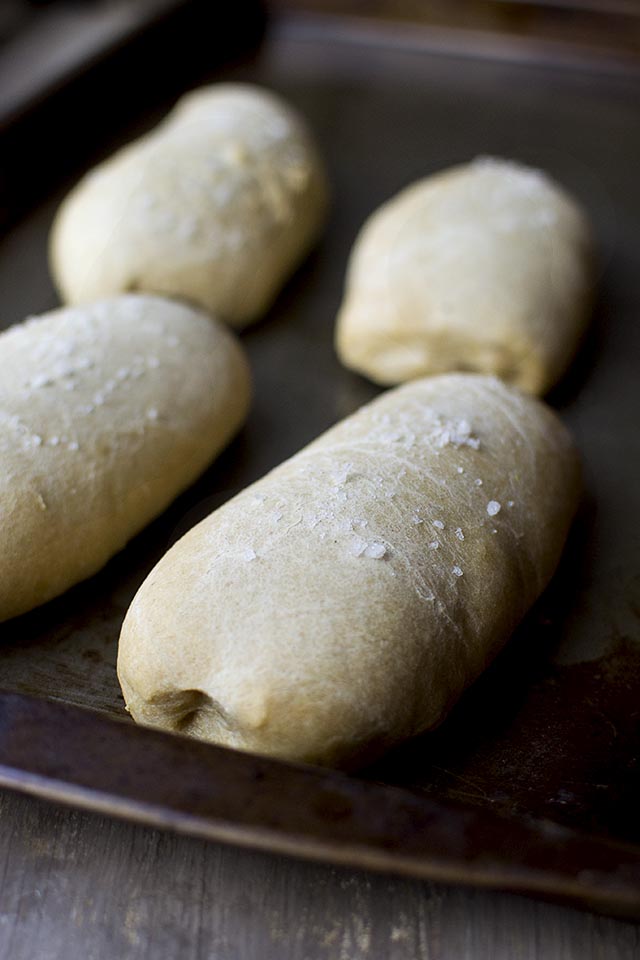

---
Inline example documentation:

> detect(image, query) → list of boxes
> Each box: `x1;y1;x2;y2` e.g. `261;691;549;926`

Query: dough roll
50;84;329;329
336;157;593;394
118;374;579;768
0;295;250;622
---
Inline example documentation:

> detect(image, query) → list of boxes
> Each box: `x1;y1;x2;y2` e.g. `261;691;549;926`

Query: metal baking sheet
1;11;639;919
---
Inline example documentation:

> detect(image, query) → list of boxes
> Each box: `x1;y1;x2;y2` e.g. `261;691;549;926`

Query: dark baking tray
1;8;640;921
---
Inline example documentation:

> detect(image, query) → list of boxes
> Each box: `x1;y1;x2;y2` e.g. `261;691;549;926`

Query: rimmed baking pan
1;6;639;922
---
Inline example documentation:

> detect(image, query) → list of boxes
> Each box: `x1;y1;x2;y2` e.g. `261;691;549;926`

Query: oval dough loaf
49;84;329;328
336;157;593;394
118;374;580;769
0;295;250;622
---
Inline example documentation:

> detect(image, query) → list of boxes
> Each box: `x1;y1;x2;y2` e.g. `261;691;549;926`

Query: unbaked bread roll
118;374;579;768
336;157;593;394
0;295;250;622
49;84;328;328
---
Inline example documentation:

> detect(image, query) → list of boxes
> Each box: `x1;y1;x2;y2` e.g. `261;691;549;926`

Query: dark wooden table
1;788;639;959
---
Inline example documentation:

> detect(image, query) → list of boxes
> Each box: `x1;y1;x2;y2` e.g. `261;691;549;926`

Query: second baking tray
1;9;639;921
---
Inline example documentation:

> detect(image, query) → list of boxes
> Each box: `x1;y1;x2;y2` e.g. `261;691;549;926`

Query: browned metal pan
1;692;640;922
0;9;639;921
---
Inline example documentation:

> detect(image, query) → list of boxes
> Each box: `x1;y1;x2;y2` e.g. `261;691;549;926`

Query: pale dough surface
118;374;580;769
50;84;329;328
335;157;593;394
0;295;250;622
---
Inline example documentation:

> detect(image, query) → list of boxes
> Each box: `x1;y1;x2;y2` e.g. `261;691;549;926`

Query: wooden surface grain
0;789;638;960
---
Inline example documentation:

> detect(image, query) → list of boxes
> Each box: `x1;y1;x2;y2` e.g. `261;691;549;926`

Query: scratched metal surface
0;12;639;865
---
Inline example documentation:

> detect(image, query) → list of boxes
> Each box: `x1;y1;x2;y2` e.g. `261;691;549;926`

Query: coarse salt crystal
455;528;465;541
350;537;367;557
243;548;257;562
475;478;483;486
429;540;439;550
432;520;444;530
452;565;464;578
487;500;501;516
457;466;464;474
364;542;387;559
31;374;53;389
430;417;480;450
333;461;354;485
